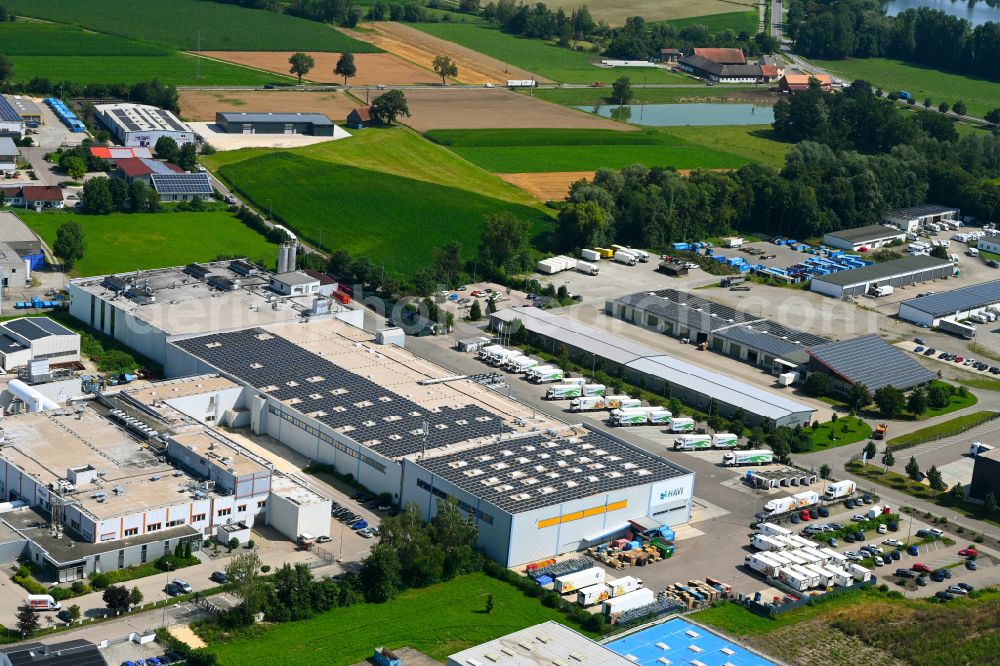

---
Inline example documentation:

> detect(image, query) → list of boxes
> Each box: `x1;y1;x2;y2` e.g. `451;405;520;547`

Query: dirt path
338;22;549;84
498;171;595;201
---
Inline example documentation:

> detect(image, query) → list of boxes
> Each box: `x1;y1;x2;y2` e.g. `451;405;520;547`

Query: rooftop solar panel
30;317;75;337
0;96;22;124
151;173;212;195
808;334;935;393
899;279;1000;317
3;318;48;341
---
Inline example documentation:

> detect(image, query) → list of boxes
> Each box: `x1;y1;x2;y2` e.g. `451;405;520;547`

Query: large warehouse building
215;112;341;136
884;204;960;233
491;306;816;427
809;255;954;299
823;225;907;252
898;279;1000;327
94;103;195;147
807;334;935;395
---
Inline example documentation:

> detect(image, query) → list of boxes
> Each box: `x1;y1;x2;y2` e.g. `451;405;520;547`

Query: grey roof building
677;54;764;82
808;334;935;394
884;204;960;232
0;640;107;666
898;279;1000;327
823;224;907;251
810;255;954;298
216;112;337;136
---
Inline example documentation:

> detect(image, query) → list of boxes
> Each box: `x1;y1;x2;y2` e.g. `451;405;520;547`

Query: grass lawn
958;377;1000;392
658;125;790;168
803;416;872;452
17;210;278;277
3;0;378;52
811;57;1000;118
664;10;759;34
206;573;589;666
921;381;979;419
887;410;997;449
532;86;768;107
423;127;752;172
414;22;688;84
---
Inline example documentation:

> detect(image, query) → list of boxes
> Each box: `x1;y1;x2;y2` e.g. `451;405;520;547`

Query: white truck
576;261;599;276
26;595;61;611
756;522;792;538
507;79;537;88
648;410;672;425
554;567;605;594
613;250;638;266
533;367;566;384
606;576;642;598
546;384;584;400
490;348;523;367
779;567;813;592
571;395;640;411
726;237;744;248
745;553;782;577
667;417;695;433
576;583;610;607
601;588;655;619
673;434;712;451
751;534;787;551
610;407;670;426
712;433;738;449
581;248;602;262
723;449;773;466
507;356;539;373
762;490;819;516
536;256;577;275
822;480;857;500
612;245;649;263
478;344;504;362
871;285;894;297
582;383;606;397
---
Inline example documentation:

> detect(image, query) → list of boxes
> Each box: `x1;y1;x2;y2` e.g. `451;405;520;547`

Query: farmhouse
0;96;24;138
215;111;339;136
823;224;907;252
115;157;185;184
809;254;954;299
677;48;768;83
778;74;833;92
807;334;935;395
94;103;195;148
346;106;376;129
111;158;212;202
884;204;961;233
0;185;64;209
2;95;43;127
0;137;18;173
692;47;746;64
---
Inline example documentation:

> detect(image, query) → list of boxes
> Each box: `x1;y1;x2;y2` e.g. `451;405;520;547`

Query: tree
225;550;266;613
54;221;86;268
611;76;633;105
228;536;240;552
905;455;921;480
929;245;949;260
882;448;895;470
928;382;951;409
128;179;158;213
129;586;143;607
15;605;39;638
938;101;950;113
154;136;179;163
0;54;12;83
952;100;968;116
371;89;410;125
923;97;932;109
847;383;871;411
288;52;315;84
478;212;531;273
985;108;1000;128
178;142;198;171
950;483;966;501
67;604;81;624
874;385;906;419
103;585;131;614
486;298;497;314
485;593;494;613
469;300;482;321
109;176;129;211
927;465;946;491
984;492;997;516
432;240;462;285
64;156;87;180
908;388;929;416
863;441;877;465
802;372;829;398
335;52;357;85
432;55;458;85
430;496;480;579
819;463;831;479
360;543;402;603
82;176;113;214
557;200;610;249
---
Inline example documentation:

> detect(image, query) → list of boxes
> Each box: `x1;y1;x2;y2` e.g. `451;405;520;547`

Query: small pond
578;103;775;126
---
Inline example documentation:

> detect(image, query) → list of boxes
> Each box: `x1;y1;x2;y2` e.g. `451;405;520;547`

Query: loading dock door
695;332;708;344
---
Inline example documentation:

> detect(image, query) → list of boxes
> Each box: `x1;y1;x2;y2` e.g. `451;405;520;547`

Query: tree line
788;1;1000;80
0;76;180;113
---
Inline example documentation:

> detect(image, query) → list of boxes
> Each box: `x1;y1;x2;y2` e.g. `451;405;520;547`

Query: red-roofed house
346;106;375;129
779;73;833;93
115;157;185;185
89;146;153;163
0;185;64;209
692;48;746;65
759;65;781;82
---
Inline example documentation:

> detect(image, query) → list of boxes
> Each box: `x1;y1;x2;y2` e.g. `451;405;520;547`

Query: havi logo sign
659;486;686;500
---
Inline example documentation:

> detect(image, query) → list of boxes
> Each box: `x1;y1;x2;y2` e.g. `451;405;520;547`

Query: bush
886;590;903;599
878;583;889;592
90;573;110;590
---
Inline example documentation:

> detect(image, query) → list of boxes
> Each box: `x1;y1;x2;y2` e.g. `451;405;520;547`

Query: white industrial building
898;280;1000;327
823;225;907;252
448;622;634;666
809;255;954;299
979;238;1000;255
67;256;363;367
884;204;960;233
94;103;195;148
491;306;815;427
0;317;80;371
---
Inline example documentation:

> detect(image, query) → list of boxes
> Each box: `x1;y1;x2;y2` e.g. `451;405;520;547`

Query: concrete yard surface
189;122;351;150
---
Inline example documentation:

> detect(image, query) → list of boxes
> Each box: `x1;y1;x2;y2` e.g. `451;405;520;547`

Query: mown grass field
532;86;766;107
414;22;688;84
812;57;1000;118
3;0;378;52
206;573;588;666
424;127;766;171
547;0;755;24
658;125;790;167
17;210;278;277
802;415;872;452
665;10;759;34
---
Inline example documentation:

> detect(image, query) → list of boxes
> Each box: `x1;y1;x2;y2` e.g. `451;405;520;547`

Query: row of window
269;404;387;473
415;479;494;525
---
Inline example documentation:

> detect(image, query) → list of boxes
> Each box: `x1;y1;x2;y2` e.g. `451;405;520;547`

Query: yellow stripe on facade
537;500;628;529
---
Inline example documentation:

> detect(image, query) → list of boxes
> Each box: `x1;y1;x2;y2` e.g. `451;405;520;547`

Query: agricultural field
199;52;436;86
208;127;549;277
2;0;377;52
812;57;1000;118
18;210;278;277
532;86;774;107
179;90;361;123
205;573;590;666
539;0;756;24
414;22;689;84
657;125;791;168
0;20;294;86
423;128;753;172
664;10;760;35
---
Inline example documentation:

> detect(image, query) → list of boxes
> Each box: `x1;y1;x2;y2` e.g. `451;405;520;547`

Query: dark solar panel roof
2;640;107;666
0;95;23;123
0;334;27;353
417;430;684;513
826;225;906;243
151;173;212;195
899;279;1000;317
173;328;513;458
152;108;187;131
30;317;75;337
811;255;952;287
715;325;812;360
3;318;49;341
808;334;935;392
111;108;139;132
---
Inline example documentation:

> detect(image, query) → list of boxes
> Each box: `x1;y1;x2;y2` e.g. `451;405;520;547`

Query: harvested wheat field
179;90;361;122
499;172;595;201
199;51;437;85
343;22;547;84
400;89;630;131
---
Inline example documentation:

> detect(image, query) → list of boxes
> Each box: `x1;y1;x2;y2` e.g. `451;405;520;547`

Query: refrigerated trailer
667;417;695;433
712;433;738;449
546;384;584;400
602;588;655;618
822;480;857;500
554;567;605;594
607;576;643;598
751;534;787;551
723;449;773;466
570;395;639;411
756;522;792;538
673;434;712;451
576;583;610;607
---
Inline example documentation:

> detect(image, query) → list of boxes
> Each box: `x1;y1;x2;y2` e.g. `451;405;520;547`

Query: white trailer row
745;550;868;591
570;395;640;412
536;255;599;276
575;576;643;606
761;490;820;516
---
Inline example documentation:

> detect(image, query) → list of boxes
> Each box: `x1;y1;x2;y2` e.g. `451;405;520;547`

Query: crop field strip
538;0;756;24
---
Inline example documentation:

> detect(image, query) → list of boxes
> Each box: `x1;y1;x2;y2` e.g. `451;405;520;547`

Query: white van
27;595;61;611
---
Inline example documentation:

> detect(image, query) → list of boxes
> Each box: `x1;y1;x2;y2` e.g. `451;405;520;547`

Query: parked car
873;556;884;566
914;337;926;345
357;527;376;538
210;571;228;584
936;591;955;601
915;346;925;353
316;535;332;543
877;524;888;534
895;568;915;578
915;575;927;586
883;538;903;547
829;522;843;530
351;519;368;530
909;545;920;556
808;508;819;519
966;559;978;570
818;506;829;518
889;550;901;561
957;582;975;592
845;498;856;509
888;521;899;531
929;528;944;537
790;513;801;524
935;568;952;579
844;533;856;543
924;348;936;356
862;495;873;504
852;514;867;522
912;563;932;573
845;551;864;561
958;548;978;558
946;585;968;595
829;538;839;547
853;531;865;541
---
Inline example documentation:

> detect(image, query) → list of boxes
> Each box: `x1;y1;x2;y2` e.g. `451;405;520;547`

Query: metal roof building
1;640;107;666
884;204;960;233
898;279;1000;327
448;622;634;666
492;307;816;427
0;95;24;137
808;334;935;394
809;255;954;299
2;95;42;125
823;224;907;251
94;103;195;147
216;111;337;136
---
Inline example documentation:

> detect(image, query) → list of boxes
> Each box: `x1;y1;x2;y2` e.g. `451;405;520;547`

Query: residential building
823;224;908;251
215;112;340;136
778;74;833;92
807;334;935;395
0;186;64;209
346;107;376;129
115;157;185;184
94;103;195;148
809;255;954;299
111;160;213;202
884;204;960;233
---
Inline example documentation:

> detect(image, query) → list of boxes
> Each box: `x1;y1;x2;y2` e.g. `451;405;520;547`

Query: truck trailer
532;367;566;383
576;261;599;276
576;583;610;607
673;434;712;451
613;251;638;266
823;480;857;500
546;384;584;400
606;576;642;597
762;490;819;516
756;522;792;538
581;249;602;262
611;407;670;426
723;449;773;466
712;433;738;449
507;356;539;373
602;588;655;619
554;567;605;594
667;417;695;433
751;534;787;551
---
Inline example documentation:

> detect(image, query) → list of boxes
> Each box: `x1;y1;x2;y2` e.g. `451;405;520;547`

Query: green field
802;416;873;452
665;10;759;34
17;210;278;277
424;127;762;172
414;22;688;84
3;0;378;52
532;86;765;107
0;22;169;56
813;57;1000;118
206;573;587;666
658;125;790;167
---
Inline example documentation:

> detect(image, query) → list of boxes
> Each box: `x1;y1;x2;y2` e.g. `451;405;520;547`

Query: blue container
672;242;690;251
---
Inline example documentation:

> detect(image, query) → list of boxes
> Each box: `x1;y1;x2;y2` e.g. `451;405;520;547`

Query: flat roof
218;112;334;125
417;425;687;514
606;617;778;666
0;137;18;156
492;308;815;421
2;95;42;117
272;271;319;286
885;204;959;220
898;279;1000;317
0;211;40;244
169;430;264;476
809;334;936;392
171;319;547;459
449;622;634;666
2;639;107;666
810;254;952;287
825;224;906;243
95;103;190;134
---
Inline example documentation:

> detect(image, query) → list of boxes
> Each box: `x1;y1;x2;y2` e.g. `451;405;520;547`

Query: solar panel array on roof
715;325;810;360
808;334;935;393
417;429;682;513
173;328;512;458
2;640;108;666
899;279;1000;318
886;204;959;219
0;96;22;123
151;173;212;195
